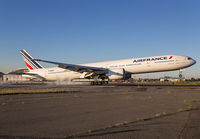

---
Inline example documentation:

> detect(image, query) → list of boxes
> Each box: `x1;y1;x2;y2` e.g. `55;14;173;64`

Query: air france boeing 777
20;49;196;84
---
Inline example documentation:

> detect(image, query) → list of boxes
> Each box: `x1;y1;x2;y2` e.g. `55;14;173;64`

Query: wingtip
20;49;26;52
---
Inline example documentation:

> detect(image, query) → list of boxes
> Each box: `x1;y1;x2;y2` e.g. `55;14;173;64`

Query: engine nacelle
106;68;124;80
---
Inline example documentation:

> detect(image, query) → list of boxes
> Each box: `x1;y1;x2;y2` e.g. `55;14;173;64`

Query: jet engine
106;68;125;80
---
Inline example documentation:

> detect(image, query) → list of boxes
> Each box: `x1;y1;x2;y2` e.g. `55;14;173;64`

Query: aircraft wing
35;59;107;73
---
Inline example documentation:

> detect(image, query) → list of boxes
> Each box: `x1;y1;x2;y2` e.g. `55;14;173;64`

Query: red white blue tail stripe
20;49;44;70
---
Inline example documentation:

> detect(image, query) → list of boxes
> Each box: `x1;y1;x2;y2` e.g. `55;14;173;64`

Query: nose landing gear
179;69;183;78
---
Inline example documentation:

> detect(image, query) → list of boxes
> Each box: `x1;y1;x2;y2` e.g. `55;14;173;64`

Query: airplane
20;49;196;84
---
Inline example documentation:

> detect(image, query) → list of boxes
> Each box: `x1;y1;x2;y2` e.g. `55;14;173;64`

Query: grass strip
0;89;79;95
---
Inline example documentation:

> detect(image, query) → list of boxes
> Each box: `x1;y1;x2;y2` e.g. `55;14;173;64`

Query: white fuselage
27;55;196;80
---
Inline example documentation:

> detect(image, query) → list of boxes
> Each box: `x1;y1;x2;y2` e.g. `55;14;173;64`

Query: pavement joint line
65;107;199;139
177;110;191;139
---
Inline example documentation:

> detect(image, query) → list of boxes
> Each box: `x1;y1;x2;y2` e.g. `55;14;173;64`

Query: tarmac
0;83;200;139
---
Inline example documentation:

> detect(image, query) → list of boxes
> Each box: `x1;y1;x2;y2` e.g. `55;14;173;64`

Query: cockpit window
188;57;192;60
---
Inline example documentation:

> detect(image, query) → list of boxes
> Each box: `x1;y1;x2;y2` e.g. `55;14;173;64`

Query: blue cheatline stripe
21;52;38;69
21;50;42;69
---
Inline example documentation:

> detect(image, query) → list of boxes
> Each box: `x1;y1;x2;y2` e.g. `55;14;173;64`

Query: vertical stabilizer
20;49;44;71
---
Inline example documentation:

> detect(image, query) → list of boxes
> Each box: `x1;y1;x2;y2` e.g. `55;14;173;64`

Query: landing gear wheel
179;69;183;78
90;81;108;85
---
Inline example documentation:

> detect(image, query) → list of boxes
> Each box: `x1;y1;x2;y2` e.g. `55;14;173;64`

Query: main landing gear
90;81;109;85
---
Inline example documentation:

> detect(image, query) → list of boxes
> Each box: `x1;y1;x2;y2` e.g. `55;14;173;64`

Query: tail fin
20;49;44;71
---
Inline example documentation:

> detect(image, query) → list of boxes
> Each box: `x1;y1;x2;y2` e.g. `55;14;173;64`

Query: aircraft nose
187;57;196;65
192;59;196;65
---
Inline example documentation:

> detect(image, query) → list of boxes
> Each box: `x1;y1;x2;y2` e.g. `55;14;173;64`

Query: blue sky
0;0;199;78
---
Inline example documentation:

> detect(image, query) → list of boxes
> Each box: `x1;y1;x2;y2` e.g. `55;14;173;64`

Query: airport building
2;68;32;82
3;74;30;82
0;72;4;81
160;76;185;82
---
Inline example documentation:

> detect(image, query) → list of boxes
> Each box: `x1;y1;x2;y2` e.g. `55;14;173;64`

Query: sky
0;0;200;78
